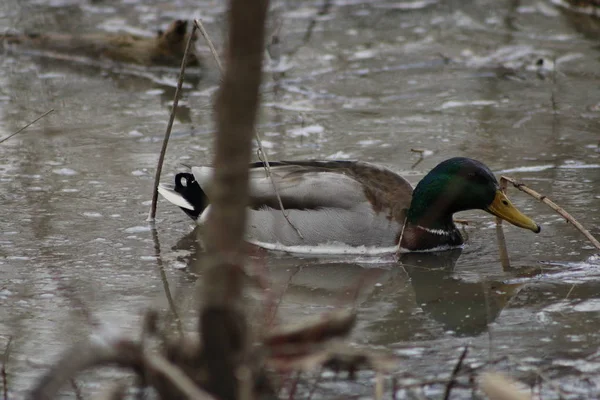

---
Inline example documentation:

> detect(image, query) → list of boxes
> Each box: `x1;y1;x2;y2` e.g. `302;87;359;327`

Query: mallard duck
158;157;540;253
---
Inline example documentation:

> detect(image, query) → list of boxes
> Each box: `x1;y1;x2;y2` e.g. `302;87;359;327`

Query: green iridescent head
407;157;540;233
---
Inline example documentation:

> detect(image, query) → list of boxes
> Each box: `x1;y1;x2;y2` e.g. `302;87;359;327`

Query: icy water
1;0;599;398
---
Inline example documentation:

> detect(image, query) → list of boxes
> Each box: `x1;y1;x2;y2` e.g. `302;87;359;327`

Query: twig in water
2;337;12;400
151;227;183;336
193;19;223;73
0;109;54;145
501;176;600;250
286;0;334;58
148;22;198;221
410;148;434;169
70;379;83;400
442;345;469;400
495;177;511;270
193;18;304;239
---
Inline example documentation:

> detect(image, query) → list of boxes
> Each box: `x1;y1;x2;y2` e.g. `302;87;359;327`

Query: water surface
1;0;599;398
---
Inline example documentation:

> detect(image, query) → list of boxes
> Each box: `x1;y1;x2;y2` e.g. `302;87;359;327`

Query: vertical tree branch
200;1;270;400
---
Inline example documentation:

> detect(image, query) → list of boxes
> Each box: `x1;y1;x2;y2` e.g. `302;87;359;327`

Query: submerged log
1;20;202;67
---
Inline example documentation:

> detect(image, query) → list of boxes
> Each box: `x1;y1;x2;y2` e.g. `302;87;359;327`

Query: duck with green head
158;157;540;253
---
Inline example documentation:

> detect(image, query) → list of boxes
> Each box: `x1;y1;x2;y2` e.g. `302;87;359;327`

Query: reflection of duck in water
159;157;540;254
400;251;523;337
170;232;524;339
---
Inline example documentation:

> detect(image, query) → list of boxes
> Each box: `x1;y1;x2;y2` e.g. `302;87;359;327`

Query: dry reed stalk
0;109;54;144
193;18;304;239
501;176;600;250
194;19;223;73
148;23;198;221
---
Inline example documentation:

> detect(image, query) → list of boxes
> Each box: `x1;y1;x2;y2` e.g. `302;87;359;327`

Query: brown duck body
158;158;540;254
160;160;465;253
0;20;201;67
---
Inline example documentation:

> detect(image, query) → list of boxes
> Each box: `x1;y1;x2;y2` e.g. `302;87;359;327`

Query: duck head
407;157;540;234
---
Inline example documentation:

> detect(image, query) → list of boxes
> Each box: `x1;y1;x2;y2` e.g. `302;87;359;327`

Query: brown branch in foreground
264;310;356;348
199;1;270;400
501;176;600;250
0;109;54;145
28;337;216;400
479;372;530;400
193;18;304;240
148;22;198;222
2;336;12;400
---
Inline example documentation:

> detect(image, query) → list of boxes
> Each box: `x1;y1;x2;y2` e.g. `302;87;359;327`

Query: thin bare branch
442;345;469;400
148;22;198;221
193;17;304;240
501;176;600;250
194;19;223;73
0;109;54;144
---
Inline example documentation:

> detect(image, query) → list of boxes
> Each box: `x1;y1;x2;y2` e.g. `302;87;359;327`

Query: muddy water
1;0;599;398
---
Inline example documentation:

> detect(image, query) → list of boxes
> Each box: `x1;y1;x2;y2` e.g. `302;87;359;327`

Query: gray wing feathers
193;165;368;210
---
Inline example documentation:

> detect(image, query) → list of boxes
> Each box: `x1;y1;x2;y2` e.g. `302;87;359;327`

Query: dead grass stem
0;109;54;145
501;176;600;250
148;23;198;221
193;18;304;239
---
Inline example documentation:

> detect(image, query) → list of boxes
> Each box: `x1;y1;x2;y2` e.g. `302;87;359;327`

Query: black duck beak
486;190;541;233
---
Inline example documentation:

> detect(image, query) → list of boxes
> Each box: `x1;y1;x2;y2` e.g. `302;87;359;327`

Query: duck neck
406;193;457;234
400;191;463;251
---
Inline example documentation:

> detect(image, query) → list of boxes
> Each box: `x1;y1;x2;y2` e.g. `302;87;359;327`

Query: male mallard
158;157;540;253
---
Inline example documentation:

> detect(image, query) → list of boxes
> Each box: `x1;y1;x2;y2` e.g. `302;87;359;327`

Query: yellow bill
486;190;541;233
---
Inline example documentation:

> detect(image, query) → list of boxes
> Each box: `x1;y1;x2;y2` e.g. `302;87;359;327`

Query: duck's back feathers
240;161;411;248
161;161;413;249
